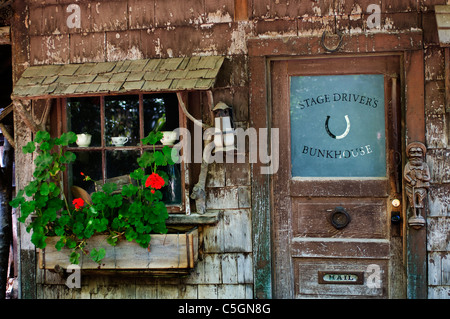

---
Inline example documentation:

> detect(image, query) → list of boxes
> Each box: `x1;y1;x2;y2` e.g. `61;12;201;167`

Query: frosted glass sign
290;74;386;177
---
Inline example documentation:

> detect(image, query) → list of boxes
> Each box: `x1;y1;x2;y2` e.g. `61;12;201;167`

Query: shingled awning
12;56;225;99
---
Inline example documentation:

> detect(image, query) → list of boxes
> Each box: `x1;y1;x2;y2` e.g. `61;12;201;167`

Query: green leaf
9;190;25;208
142;131;163;145
130;168;145;181
88;206;98;217
121;184;139;197
55;226;65;237
55;238;65;251
34;193;48;209
152;222;168;234
56;131;77;146
58;214;70;227
61;151;76;164
124;227;137;241
40;182;50;196
17;201;36;222
31;229;47;249
153;151;167;166
24;180;39;197
73;222;84;236
22;141;36;154
35;131;50;144
83;226;94;238
90;248;106;264
42;207;57;223
93;218;108;232
70;251;80;265
39;141;51;151
47;197;64;211
106;235;118;246
101;182;117;195
162;146;179;165
34;152;53;169
152;201;167;216
136;233;151;248
91;191;106;205
66;238;77;249
136;152;154;168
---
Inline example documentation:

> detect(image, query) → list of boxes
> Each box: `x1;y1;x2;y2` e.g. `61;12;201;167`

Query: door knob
330;206;351;229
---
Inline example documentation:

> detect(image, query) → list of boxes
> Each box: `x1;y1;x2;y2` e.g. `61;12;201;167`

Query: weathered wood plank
40;228;198;270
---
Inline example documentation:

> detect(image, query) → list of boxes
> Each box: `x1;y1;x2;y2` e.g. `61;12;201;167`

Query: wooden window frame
53;92;190;215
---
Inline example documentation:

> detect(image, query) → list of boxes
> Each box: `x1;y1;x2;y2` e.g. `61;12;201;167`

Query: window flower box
39;227;198;271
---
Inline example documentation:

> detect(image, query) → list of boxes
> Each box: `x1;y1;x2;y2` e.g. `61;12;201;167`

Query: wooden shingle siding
12;56;225;99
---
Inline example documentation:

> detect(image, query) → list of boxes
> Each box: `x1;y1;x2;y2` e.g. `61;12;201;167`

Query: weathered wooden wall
10;0;450;299
424;13;450;297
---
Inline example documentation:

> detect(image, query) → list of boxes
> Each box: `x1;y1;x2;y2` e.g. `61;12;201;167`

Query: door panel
294;259;389;298
271;55;404;299
292;199;387;239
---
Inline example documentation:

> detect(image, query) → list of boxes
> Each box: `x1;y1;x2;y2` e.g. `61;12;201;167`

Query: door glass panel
290;74;386;177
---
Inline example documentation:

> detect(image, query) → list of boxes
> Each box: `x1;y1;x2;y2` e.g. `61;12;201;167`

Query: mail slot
318;271;364;285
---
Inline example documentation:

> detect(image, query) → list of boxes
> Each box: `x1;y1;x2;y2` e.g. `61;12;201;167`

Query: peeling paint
107;44;143;61
383;17;394;30
311;3;322;16
154;38;162;57
37;35;67;65
228;22;249;55
207;9;232;23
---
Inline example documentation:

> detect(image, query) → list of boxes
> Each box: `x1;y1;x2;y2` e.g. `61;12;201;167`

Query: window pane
106;150;140;179
161;164;182;205
67;97;101;147
70;151;102;194
105;95;140;146
143;94;179;136
289;74;386;177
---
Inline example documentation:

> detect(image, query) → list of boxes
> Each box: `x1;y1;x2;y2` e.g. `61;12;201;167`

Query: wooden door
271;55;405;298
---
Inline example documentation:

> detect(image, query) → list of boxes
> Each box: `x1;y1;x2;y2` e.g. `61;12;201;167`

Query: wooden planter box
38;227;198;271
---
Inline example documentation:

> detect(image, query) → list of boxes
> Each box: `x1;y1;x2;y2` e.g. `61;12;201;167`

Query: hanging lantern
212;102;235;152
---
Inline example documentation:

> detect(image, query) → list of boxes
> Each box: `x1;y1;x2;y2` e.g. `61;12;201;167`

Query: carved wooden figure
403;142;430;229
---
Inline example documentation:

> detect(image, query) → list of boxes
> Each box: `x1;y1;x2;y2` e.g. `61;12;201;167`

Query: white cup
161;131;177;145
111;136;129;146
76;133;92;147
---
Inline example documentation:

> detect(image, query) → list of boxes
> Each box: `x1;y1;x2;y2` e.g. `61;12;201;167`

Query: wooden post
11;0;37;299
234;0;248;21
404;50;427;299
0;125;13;299
249;56;272;299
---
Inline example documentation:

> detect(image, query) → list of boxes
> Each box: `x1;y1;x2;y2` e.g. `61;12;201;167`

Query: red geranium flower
72;198;85;210
145;172;165;190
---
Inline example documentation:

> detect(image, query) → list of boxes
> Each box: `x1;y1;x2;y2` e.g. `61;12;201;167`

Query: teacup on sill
111;136;129;146
161;131;177;146
76;133;92;147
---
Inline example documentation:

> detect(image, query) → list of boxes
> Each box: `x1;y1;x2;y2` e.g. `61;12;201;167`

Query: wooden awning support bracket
13;99;52;134
176;92;210;129
176;91;214;215
0;103;14;148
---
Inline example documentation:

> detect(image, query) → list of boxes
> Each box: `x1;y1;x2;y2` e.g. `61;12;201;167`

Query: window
60;93;185;213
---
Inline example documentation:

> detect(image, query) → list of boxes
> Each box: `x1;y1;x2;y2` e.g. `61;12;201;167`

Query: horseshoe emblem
325;115;350;139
